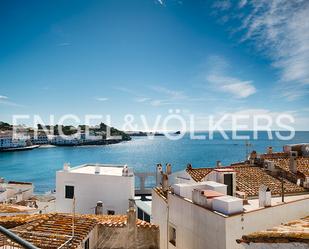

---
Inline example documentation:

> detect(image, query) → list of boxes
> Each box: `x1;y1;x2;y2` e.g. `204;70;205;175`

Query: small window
65;185;74;199
169;224;176;246
84;238;89;249
107;210;115;215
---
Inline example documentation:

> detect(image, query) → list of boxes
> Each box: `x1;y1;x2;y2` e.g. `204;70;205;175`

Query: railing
135;172;156;195
0;226;39;249
0;226;73;249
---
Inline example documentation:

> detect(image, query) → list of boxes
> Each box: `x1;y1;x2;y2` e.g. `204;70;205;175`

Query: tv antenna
245;140;252;160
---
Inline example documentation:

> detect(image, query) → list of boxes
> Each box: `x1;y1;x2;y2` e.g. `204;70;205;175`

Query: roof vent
95;201;103;215
95;164;100;174
63;163;70;172
122;165;129;176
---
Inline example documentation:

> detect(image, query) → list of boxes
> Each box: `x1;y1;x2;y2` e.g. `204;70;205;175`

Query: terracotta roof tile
186;167;213;182
266;157;309;177
239;216;309;243
186;164;306;197
0;212;158;248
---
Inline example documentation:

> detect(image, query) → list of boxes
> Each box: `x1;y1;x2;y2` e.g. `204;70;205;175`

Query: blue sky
0;0;308;130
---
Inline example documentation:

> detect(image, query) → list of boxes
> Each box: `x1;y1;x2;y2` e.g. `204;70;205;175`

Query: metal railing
0;226;39;249
135;172;156;195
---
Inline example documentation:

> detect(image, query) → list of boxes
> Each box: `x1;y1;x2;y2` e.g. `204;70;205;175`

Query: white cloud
0;95;24;107
95;97;108;102
134;97;151;103
239;0;309;100
207;75;256;99
150;86;187;100
203;56;256;99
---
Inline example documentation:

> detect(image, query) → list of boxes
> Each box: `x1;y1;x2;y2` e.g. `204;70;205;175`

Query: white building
238;216;309;249
152;183;309;249
0;132;27;149
152;162;309;249
0;180;34;204
56;163;135;214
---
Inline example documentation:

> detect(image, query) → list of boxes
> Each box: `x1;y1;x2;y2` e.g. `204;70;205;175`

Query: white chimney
95;201;103;215
259;185;269;207
122;165;129;176
162;173;169;192
166;163;172;175
289;152;297;173
267;147;273;154
95;164;100;174
156;164;163;186
265;188;271;207
216;161;222;167
63;163;70;172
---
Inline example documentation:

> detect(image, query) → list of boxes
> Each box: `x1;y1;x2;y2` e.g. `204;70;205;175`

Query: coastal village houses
0;203;160;249
0;144;308;248
152;144;309;249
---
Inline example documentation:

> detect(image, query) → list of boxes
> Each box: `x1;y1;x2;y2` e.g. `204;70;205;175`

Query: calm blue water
0;131;308;193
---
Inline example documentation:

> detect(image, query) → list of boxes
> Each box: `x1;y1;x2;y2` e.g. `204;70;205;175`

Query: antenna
245;140;252;160
72;196;76;237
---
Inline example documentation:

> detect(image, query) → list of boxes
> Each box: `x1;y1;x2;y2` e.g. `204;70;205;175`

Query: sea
0;131;308;193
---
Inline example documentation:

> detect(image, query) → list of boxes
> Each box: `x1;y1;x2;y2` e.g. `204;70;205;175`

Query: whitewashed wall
152;189;169;249
152;190;309;249
56;171;134;214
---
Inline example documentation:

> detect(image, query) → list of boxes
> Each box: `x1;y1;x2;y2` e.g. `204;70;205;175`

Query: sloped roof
0;213;158;249
266;157;309;177
186;164;306;197
239;216;309;243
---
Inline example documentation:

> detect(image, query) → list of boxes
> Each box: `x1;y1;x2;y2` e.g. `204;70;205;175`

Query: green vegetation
0;121;131;141
0;122;12;131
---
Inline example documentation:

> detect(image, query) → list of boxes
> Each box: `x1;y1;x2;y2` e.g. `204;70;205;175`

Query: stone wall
95;225;159;249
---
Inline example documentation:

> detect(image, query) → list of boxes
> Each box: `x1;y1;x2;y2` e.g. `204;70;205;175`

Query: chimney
95;164;100;174
265;188;271;207
127;199;137;249
186;163;192;170
156;164;163;186
63;163;70;172
216;161;222;167
122;165;129;176
95;201;103;215
250;151;257;160
162;173;169;192
289;152;297;173
267;147;273;154
166;163;172;175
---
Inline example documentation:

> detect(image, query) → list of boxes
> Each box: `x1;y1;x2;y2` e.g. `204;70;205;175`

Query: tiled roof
153;186;169;202
239;216;309;243
260;152;289;159
0;213;158;248
266;157;309;177
186;167;213;182
11;213;97;249
186;164;306;197
231;165;305;197
0;204;36;214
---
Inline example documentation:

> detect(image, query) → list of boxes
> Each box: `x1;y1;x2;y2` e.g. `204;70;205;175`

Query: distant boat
0;145;40;152
174;131;181;135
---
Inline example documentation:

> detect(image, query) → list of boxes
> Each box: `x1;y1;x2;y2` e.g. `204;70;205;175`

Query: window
65;185;74;199
107;210;115;215
169;224;176;246
84;238;89;249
